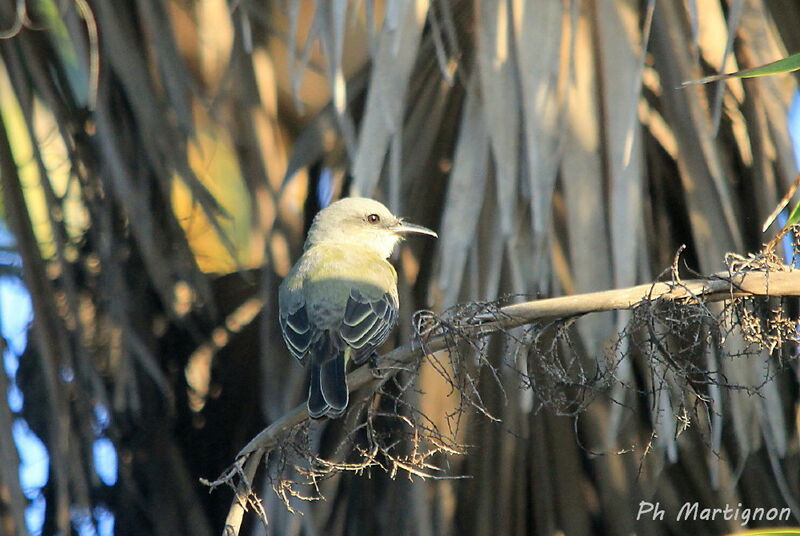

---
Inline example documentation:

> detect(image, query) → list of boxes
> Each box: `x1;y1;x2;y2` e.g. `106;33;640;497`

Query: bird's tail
308;337;348;419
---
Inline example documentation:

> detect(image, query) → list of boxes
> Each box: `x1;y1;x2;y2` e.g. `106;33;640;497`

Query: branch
214;267;800;535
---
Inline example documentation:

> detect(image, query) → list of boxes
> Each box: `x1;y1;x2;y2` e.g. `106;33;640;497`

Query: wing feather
280;305;313;362
343;299;374;326
340;289;397;363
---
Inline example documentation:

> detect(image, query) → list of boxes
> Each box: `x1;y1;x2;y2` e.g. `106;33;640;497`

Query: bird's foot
368;352;385;379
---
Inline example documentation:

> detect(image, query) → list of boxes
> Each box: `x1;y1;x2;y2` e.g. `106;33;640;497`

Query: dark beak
392;221;438;238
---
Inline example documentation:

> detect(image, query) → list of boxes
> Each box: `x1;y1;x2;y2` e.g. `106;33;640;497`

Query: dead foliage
210;243;800;529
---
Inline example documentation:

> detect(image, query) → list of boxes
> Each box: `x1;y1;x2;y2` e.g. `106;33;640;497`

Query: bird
278;197;437;419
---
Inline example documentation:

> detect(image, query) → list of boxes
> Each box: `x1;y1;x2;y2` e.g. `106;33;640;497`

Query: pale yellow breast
286;243;398;329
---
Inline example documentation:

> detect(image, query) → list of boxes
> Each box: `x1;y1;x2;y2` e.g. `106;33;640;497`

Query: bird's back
279;243;398;355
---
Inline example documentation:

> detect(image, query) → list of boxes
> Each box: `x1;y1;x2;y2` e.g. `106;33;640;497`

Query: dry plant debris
208;241;800;533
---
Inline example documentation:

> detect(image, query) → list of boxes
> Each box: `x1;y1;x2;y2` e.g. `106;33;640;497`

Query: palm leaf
684;50;800;86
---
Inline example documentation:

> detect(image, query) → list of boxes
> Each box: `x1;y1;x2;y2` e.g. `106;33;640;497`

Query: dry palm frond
1;1;800;535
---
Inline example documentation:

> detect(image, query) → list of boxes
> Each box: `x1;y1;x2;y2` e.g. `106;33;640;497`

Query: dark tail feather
307;364;327;419
307;337;348;419
319;353;348;416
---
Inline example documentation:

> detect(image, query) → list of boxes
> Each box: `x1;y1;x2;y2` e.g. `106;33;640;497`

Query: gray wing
279;293;313;362
339;288;398;364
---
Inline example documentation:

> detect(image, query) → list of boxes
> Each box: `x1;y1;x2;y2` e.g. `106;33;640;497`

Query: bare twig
212;267;800;535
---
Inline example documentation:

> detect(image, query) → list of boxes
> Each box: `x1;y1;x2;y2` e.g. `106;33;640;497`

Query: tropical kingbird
278;197;437;418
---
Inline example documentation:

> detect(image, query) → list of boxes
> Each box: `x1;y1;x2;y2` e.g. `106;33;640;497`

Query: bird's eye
366;213;380;224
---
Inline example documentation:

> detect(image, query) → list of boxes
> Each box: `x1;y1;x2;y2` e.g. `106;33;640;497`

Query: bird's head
304;197;437;258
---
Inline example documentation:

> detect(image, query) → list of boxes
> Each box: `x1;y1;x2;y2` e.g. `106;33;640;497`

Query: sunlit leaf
683;50;800;86
726;529;800;536
785;199;800;228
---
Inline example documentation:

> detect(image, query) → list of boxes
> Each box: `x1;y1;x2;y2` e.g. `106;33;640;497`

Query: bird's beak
392;221;438;238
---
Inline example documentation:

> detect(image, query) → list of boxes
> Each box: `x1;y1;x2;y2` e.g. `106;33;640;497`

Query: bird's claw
368;352;385;379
